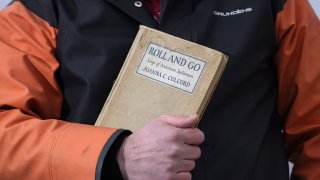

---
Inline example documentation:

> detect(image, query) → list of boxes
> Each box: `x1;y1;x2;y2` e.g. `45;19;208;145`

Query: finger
161;114;199;128
176;160;196;172
175;172;192;180
181;128;205;145
181;144;201;160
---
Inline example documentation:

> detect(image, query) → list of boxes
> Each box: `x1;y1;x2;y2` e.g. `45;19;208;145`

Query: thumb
161;114;199;128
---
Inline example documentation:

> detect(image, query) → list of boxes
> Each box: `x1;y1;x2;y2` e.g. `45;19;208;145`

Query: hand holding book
97;26;227;179
116;115;204;179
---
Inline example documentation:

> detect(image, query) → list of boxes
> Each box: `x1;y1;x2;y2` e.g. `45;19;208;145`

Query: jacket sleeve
0;2;125;179
274;0;320;179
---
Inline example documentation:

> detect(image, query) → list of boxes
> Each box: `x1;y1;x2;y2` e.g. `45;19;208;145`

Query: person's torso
22;0;289;179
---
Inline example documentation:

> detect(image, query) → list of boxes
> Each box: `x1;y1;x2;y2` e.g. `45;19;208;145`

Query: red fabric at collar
143;0;160;22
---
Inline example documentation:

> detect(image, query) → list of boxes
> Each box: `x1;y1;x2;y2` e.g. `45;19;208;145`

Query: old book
95;25;228;132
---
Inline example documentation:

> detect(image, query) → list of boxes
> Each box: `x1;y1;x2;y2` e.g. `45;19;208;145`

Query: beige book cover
95;25;228;132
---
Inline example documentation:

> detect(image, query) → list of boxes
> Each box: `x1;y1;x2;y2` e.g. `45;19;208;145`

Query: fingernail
194;114;199;118
190;114;199;119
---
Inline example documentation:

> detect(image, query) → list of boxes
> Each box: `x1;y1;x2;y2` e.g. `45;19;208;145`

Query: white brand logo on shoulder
308;0;320;20
213;8;253;16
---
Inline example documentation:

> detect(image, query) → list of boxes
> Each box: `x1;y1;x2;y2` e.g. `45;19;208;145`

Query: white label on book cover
136;43;206;93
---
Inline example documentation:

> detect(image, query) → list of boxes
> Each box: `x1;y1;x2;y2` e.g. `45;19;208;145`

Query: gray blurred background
0;0;10;9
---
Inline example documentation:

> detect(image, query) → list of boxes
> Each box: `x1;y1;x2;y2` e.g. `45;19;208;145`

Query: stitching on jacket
48;124;72;180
